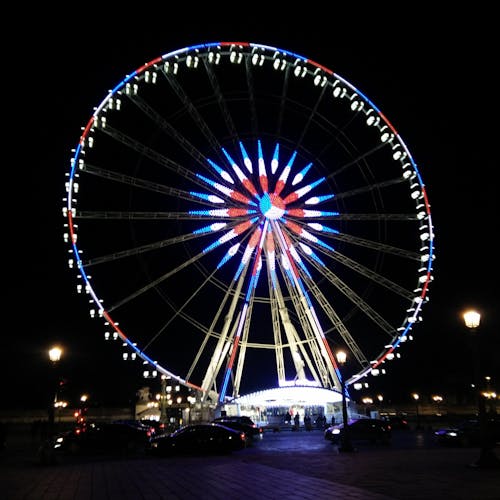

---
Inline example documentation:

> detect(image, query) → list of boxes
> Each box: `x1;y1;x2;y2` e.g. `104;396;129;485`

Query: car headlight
332;429;341;435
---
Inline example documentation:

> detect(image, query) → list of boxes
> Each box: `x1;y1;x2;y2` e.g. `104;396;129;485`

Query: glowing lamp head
49;346;63;363
336;350;347;365
463;310;480;329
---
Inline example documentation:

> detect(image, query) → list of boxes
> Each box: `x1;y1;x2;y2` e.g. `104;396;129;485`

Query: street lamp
376;394;384;418
160;375;168;423
411;393;421;430
432;395;443;416
362;397;373;417
463;310;500;469
49;347;62;364
48;346;63;435
75;394;89;430
336;350;354;452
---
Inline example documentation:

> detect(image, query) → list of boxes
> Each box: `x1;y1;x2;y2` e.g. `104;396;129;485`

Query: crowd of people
284;412;328;431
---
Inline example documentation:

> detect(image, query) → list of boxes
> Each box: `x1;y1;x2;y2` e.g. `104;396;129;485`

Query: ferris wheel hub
260;192;285;220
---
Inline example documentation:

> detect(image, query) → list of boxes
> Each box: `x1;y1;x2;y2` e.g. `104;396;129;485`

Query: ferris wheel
63;42;435;405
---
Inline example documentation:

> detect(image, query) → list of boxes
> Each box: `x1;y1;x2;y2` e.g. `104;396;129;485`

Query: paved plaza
1;427;499;499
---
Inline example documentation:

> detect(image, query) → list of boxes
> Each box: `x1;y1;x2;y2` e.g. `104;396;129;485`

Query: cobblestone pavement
1;428;499;499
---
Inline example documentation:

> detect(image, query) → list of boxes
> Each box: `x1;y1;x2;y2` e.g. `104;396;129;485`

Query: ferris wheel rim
64;41;435;398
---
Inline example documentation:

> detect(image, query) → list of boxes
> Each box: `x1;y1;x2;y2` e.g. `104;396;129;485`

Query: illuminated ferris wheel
63;42;435;405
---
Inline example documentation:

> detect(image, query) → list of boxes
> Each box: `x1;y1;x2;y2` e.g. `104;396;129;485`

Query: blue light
260;193;271;215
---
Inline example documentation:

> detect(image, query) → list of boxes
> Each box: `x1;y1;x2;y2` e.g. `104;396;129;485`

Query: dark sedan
324;418;392;445
38;421;153;463
212;416;263;442
434;417;500;447
384;415;410;430
149;423;247;456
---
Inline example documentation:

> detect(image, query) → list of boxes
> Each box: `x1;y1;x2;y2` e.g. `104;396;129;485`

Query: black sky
5;6;498;410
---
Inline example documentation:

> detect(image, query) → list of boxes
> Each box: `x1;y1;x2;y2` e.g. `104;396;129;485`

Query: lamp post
482;377;497;413
187;395;196;424
362;397;373;417
463;310;499;469
160;375;168;423
336;350;354;452
411;393;421;430
48;346;63;436
76;394;89;431
432;395;443;416
376;394;384;419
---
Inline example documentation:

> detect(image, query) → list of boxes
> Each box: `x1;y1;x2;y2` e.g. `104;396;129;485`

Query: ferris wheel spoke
233;278;257;396
271;221;341;389
243;56;260;137
299;271;369;368
283;272;333;387
286;225;417;301
304;254;398;337
321;231;421;261
82;229;210;267
141;264;222;353
106;242;222;313
81;215;242;268
266;265;286;382
92;127;229;201
274;259;314;380
292;217;421;260
80;161;212;205
203;59;241;147
334;177;407;201
326;251;416;301
275;65;292;138
74;210;187;220
272;267;326;386
200;259;252;396
317;213;418;221
295;81;331;151
326;142;388;179
126;93;212;173
162;72;227;164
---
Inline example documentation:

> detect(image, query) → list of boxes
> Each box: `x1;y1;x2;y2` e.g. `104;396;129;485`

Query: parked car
212;416;263;441
434;417;500;447
149;423;247;456
143;420;176;436
384;415;410;430
113;419;158;436
324;418;392;445
38;421;153;463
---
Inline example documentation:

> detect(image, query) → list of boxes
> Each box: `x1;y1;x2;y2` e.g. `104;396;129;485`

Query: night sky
5;6;498;410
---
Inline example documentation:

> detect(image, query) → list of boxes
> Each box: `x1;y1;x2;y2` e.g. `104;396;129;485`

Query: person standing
293;412;300;431
284;411;292;425
304;414;312;431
